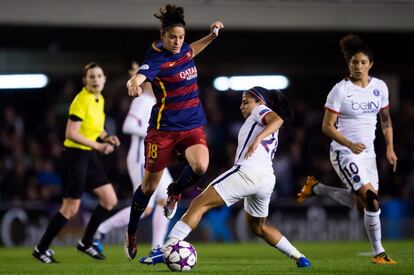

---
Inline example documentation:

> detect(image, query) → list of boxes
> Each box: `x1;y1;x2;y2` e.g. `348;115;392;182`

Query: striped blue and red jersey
138;41;207;131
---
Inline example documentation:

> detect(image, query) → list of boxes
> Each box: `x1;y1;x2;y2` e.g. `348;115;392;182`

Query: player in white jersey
94;64;172;265
297;34;397;264
164;87;311;268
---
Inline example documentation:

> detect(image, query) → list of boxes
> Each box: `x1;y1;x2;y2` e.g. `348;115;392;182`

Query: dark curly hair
340;34;374;63
154;4;186;31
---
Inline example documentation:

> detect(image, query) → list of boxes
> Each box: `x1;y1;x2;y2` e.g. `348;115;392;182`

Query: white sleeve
122;97;150;137
380;81;389;109
252;105;272;125
325;84;342;113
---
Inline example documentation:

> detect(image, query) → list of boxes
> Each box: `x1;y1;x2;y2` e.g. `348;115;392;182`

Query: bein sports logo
180;67;197;81
351;100;380;113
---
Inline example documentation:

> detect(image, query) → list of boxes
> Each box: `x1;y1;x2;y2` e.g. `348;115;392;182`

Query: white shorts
212;165;275;218
127;160;172;208
330;150;378;192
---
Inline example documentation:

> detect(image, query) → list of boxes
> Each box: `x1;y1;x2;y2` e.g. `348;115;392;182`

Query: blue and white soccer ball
164;240;197;271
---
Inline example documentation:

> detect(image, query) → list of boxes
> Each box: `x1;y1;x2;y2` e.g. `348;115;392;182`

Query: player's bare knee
249;223;263;237
365;190;379;212
252;228;264;237
61;206;79;219
67;210;78;219
191;164;207;175
102;196;117;210
189;159;208;175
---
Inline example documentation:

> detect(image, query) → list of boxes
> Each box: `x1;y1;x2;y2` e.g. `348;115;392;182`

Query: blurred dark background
1;0;413;245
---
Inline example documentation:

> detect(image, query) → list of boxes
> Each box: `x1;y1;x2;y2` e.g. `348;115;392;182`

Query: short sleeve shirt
325;77;389;154
64;87;105;150
138;41;206;131
235;105;279;172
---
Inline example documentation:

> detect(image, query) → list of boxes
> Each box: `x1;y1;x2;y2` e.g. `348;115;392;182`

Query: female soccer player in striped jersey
124;4;223;260
297;34;397;264
94;63;172;265
165;87;311;268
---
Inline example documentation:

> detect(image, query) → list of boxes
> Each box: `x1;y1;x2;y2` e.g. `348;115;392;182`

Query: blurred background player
165;87;311;268
93;62;172;265
296;34;397;264
32;62;120;263
124;4;224;260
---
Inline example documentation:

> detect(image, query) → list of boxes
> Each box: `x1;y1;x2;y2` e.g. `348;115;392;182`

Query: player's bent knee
102;197;118;210
247;222;263;237
191;163;208;175
365;190;379;212
61;207;79;219
250;226;263;237
98;189;118;210
60;200;81;218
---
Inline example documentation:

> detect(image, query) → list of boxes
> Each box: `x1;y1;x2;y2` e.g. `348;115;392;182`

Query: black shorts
61;147;109;199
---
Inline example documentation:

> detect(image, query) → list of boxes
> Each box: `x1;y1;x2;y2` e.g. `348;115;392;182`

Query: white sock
275;236;303;260
313;183;355;209
151;204;169;249
163;221;192;251
167;220;192;241
364;209;385;256
97;207;131;235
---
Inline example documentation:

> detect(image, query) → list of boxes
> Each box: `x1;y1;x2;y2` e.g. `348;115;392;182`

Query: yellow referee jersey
64;87;105;150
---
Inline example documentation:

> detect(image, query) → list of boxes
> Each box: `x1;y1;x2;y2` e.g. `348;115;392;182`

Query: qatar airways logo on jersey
351;100;380;112
179;66;197;80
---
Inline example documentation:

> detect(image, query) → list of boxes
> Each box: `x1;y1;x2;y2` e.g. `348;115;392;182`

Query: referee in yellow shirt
33;62;120;263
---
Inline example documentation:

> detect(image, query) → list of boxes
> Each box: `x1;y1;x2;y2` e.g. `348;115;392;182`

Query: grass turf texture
0;240;413;274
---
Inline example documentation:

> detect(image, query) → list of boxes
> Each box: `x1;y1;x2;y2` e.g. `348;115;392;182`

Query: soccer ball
163;240;197;271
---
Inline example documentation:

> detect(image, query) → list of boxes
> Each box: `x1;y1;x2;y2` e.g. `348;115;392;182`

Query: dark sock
172;165;203;194
127;186;151;235
37;212;68;252
81;205;112;247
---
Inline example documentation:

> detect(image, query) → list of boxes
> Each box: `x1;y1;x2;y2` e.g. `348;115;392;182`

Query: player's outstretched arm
190;21;224;57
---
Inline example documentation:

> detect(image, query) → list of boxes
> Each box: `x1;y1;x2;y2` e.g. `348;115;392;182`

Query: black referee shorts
61;147;110;199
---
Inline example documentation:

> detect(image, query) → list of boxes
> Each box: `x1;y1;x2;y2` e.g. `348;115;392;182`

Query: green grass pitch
0;240;413;274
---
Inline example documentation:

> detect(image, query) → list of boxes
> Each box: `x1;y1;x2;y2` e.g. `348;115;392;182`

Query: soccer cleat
371;252;397;264
139;246;165;265
124;231;137;260
32;246;58;264
296;256;311;268
93;239;104;254
164;183;181;220
76;240;105;260
296;176;320;204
